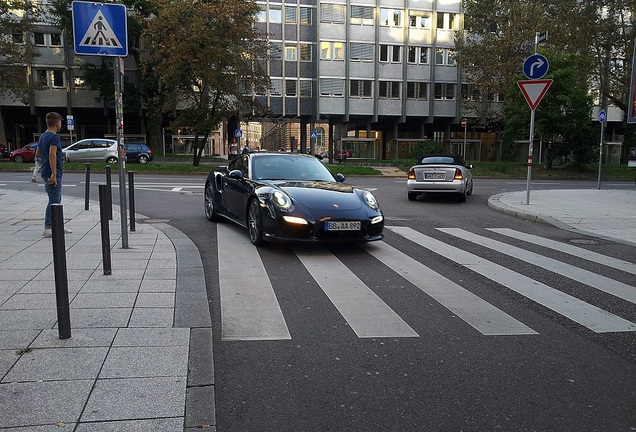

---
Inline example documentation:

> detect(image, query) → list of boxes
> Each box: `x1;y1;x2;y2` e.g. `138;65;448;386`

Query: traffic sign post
66;115;75;146
461;118;467;157
73;0;129;247
597;109;606;190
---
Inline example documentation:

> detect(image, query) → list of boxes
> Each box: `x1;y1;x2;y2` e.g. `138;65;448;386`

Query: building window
320;78;344;96
437;12;459;30
50;33;62;46
435;48;455;66
299;43;312;61
434;83;455;100
462;84;480;101
270;42;283;59
447;49;456;65
269;6;282;23
379;81;400;99
321;3;345;24
300;7;312;25
407;82;428;99
435;48;444;65
351;5;374;25
300;80;312;97
409;12;431;29
34;32;45;46
320;41;343;60
350;42;373;61
12;33;24;44
271;79;282;96
52;70;64;88
380;8;402;27
257;8;267;22
350;80;372;98
36;69;48;85
380;45;401;63
285;6;296;24
285;44;297;61
285;80;297;96
408;46;429;64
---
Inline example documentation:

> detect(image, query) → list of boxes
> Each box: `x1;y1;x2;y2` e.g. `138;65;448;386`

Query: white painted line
388;226;636;333
171;187;183;192
217;224;291;341
294;247;418;338
361;242;537;336
439;228;636;305
487;228;636;275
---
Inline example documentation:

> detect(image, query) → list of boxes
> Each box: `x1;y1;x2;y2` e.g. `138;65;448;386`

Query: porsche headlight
364;191;379;210
272;190;292;209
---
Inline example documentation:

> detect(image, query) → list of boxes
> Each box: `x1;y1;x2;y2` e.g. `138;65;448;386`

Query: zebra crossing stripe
388;226;636;333
439;228;636;305
294;247;419;338
361;242;537;336
217;225;291;341
487;228;636;275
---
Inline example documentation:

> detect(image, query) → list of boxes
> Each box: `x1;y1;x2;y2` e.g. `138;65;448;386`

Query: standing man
229;138;238;160
31;142;41;182
40;112;71;237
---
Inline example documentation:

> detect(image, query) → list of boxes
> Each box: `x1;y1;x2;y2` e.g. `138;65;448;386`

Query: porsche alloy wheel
248;198;265;246
204;182;218;221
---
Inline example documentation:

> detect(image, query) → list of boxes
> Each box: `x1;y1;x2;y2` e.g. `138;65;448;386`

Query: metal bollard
128;171;136;232
105;165;113;220
50;204;71;339
84;163;90;210
98;185;112;275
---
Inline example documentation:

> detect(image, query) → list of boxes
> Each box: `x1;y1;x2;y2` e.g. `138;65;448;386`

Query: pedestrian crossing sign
72;1;127;56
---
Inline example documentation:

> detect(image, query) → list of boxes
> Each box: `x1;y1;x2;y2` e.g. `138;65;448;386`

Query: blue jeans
43;177;62;229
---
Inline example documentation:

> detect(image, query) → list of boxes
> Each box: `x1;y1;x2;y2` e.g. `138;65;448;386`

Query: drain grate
569;238;599;245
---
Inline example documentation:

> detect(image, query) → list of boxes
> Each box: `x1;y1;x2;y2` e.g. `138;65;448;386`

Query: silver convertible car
204;152;384;245
406;154;474;202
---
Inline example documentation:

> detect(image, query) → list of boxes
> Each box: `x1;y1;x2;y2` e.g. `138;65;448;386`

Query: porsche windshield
252;155;335;182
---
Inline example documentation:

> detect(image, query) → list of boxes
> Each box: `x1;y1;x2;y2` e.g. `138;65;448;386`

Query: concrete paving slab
3;347;108;381
0;329;41;349
69;308;132;328
100;345;189;378
75;418;184;432
113;328;189;347
31;328;117;348
128;307;174;327
82;377;186;422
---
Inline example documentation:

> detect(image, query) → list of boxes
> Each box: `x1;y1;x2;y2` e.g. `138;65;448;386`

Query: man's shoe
31;177;37;182
43;228;72;237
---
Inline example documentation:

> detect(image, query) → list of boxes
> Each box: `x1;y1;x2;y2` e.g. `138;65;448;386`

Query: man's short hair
45;112;63;128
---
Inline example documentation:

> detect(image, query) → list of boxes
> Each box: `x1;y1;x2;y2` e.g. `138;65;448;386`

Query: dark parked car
9;142;38;163
407;154;474;202
204;152;384;246
0;144;9;159
124;143;153;164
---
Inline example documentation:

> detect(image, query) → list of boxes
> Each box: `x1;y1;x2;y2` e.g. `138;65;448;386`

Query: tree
501;51;595;167
0;0;42;146
142;0;270;166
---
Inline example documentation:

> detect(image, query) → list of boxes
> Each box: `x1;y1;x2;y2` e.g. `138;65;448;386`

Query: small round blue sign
598;109;606;123
523;54;549;80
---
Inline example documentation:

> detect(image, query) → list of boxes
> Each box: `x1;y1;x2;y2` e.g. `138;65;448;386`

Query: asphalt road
2;171;635;431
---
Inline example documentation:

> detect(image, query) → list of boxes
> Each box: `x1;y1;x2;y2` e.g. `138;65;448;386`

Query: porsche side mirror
335;173;346;183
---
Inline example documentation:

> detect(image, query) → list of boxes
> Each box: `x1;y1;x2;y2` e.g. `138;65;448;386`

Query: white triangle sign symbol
79;10;122;48
518;79;552;110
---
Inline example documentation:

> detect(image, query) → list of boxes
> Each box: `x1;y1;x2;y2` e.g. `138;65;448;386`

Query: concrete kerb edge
150;222;216;430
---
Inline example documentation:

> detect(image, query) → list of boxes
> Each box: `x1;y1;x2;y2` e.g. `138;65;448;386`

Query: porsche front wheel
248;198;265;246
204;182;219;221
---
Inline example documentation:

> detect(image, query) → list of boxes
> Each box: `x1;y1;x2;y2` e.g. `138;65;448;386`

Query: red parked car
9;142;38;163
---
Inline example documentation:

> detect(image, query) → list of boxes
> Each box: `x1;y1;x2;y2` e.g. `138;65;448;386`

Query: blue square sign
72;1;128;56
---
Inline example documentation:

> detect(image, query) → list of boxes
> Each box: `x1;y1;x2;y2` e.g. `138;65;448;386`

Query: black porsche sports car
204;152;384;245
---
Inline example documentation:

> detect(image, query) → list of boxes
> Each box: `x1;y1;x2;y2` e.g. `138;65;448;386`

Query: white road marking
294;247;419;338
487;228;636;275
439;228;636;305
388;226;636;333
217;224;291;341
361;242;537;336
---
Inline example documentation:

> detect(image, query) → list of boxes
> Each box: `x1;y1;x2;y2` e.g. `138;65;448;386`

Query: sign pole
525;109;535;205
115;57;128;248
597;110;606;190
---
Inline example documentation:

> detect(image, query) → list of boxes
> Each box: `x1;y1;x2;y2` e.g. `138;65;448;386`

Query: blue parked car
124;143;153;164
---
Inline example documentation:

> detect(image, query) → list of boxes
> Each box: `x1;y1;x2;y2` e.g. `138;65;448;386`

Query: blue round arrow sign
598;109;606;123
523;54;549;80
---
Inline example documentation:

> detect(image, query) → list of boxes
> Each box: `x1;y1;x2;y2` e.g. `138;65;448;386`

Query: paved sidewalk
0;189;214;431
489;188;636;247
